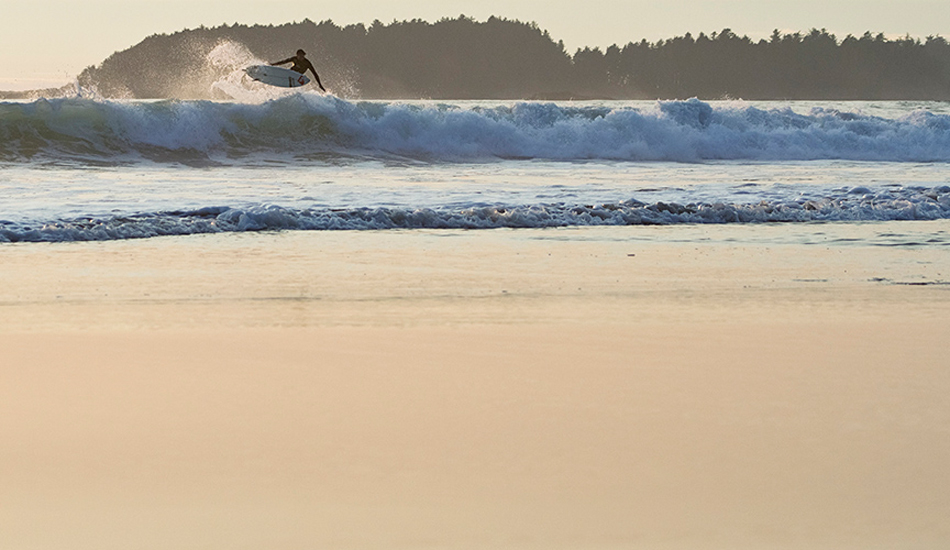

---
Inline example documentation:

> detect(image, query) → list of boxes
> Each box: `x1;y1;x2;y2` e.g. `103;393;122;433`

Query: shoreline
2;222;949;331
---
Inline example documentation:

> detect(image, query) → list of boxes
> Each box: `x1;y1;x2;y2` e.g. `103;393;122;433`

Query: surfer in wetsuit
271;49;327;92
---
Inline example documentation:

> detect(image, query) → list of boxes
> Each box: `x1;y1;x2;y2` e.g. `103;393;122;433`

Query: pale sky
2;0;949;90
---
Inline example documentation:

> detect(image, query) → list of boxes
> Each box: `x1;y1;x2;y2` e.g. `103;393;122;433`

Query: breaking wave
3;185;949;242
2;96;950;163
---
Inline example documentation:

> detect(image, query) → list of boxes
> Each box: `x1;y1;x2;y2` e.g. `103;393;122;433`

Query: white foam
3;186;948;242
3;97;950;163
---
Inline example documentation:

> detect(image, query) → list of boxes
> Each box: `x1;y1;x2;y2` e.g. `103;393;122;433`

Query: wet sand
2;223;949;549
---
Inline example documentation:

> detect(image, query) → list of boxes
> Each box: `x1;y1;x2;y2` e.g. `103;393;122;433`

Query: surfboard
244;65;311;88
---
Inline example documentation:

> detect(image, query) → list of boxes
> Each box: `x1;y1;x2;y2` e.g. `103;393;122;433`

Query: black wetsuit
276;57;314;75
273;56;326;91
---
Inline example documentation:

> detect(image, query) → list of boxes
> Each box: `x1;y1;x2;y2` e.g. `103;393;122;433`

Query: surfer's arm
308;63;327;92
311;71;326;92
271;57;293;66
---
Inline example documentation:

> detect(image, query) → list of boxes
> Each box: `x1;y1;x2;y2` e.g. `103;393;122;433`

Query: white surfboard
244;65;311;88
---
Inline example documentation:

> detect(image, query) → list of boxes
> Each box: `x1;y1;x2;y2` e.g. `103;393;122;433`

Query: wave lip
3;186;948;243
2;97;950;163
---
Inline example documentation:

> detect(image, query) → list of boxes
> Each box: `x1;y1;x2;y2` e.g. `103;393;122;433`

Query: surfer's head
296;49;306;57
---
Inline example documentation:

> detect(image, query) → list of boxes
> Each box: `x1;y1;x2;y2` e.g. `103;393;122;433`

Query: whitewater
2;94;950;242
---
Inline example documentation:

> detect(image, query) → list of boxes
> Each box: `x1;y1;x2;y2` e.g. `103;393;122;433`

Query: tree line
589;28;950;99
71;17;950;100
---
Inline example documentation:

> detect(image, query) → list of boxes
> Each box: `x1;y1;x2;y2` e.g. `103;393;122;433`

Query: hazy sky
3;0;949;90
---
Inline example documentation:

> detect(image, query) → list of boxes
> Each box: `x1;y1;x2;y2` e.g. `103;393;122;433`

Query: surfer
271;49;327;92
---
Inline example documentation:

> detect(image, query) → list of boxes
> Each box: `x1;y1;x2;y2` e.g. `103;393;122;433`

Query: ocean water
1;94;949;243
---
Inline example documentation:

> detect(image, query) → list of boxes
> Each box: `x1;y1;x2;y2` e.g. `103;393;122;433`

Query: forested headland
45;17;950;99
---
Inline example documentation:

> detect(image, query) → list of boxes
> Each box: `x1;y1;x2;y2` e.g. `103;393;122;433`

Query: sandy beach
2;222;950;549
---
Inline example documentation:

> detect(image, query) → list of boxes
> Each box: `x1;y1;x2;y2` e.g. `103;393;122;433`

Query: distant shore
0;85;75;100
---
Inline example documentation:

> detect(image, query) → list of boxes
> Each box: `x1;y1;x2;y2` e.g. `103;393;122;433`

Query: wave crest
2;96;950;163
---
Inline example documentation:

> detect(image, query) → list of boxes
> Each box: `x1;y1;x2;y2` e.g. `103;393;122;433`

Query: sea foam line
3;187;948;242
